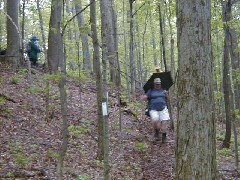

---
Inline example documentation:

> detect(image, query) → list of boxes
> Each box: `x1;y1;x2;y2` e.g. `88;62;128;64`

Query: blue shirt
146;88;167;111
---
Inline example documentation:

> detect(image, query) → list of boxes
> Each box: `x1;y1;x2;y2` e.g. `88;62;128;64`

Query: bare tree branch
62;0;96;35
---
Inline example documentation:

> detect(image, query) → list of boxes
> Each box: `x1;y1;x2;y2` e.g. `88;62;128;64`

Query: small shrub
134;141;148;151
13;152;31;168
69;124;89;137
10;75;20;84
47;149;59;158
11;142;31;168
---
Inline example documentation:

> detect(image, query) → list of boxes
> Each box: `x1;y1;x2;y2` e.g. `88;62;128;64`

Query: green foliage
9;69;28;85
232;68;240;84
127;100;142;117
78;25;91;34
233;109;240;119
214;91;223;101
68;124;89;138
10;142;31;168
25;86;44;94
216;131;225;141
67;70;89;81
10;75;20;84
47;149;59;158
13;153;31;168
0;96;6;105
129;162;141;172
217;148;233;159
6;171;14;178
42;74;62;82
134;141;148;151
76;174;90;180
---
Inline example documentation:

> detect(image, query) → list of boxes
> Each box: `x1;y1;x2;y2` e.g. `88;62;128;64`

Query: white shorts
149;107;170;121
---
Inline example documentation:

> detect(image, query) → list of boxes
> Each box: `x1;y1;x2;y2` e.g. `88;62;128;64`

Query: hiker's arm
165;91;170;102
141;94;148;100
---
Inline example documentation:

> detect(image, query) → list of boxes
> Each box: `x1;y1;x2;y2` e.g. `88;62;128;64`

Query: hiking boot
154;129;161;141
162;133;167;143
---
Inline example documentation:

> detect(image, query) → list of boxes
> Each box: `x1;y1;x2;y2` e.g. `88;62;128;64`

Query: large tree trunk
6;0;20;69
47;0;63;73
175;1;216;179
48;1;68;179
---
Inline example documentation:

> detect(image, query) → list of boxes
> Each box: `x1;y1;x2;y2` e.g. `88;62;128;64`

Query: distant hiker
26;35;42;67
141;77;170;142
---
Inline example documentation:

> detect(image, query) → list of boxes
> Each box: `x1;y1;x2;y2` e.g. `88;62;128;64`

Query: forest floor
0;63;239;180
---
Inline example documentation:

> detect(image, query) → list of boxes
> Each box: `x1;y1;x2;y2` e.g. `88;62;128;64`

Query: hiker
141;77;170;142
26;35;42;67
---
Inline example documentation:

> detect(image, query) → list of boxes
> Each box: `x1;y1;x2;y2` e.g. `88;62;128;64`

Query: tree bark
90;0;104;161
129;0;136;93
149;14;158;66
75;0;92;73
6;0;20;69
36;0;47;65
47;0;63;73
221;0;232;148
158;4;167;71
176;0;216;179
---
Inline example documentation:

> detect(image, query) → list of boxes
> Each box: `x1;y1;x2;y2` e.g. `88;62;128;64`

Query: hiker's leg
150;110;161;140
159;107;170;142
29;58;34;66
161;120;170;133
33;59;37;66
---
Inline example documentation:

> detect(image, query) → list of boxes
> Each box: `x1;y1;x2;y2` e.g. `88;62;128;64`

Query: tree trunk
47;0;63;73
36;0;50;120
158;4;167;71
122;0;130;101
100;0;114;178
48;1;68;179
90;0;104;161
36;0;47;65
165;0;175;79
149;14;158;66
129;0;136;93
6;0;20;69
20;0;25;66
175;1;216;179
135;17;143;90
221;0;232;148
75;0;92;74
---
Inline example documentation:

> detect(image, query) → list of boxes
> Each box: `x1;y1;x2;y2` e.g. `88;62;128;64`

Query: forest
0;0;240;179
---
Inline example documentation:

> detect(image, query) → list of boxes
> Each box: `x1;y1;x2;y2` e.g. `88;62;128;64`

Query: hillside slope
0;64;175;179
0;64;238;179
